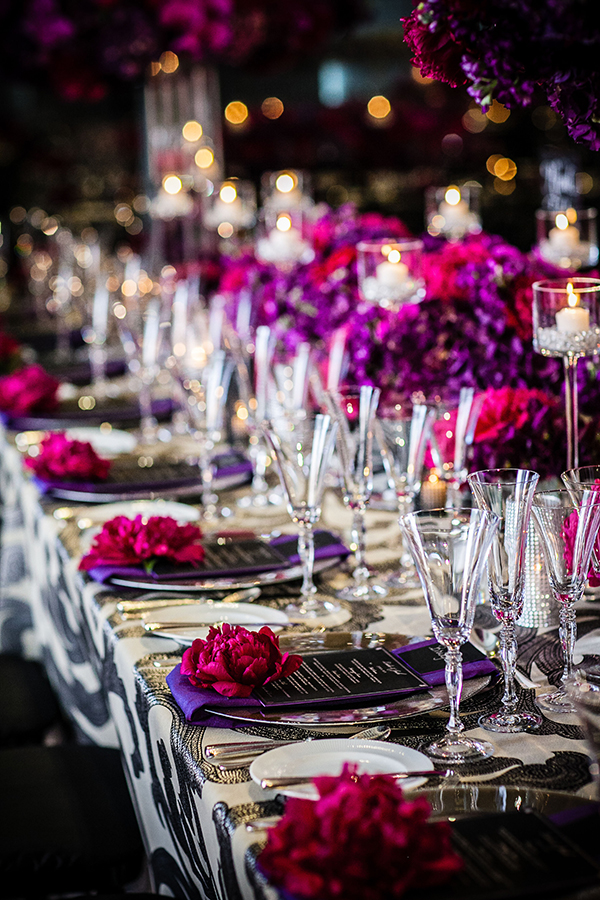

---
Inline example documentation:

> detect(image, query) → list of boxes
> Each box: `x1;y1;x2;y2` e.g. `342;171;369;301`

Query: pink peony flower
25;432;111;482
79;515;205;572
0;364;60;415
259;763;463;899
180;623;302;698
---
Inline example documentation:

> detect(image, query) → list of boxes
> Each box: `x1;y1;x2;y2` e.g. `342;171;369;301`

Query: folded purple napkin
1;396;175;430
34;450;252;497
166;638;497;727
84;530;348;585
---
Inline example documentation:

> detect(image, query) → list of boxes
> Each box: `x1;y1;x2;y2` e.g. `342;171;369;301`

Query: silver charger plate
205;675;492;727
109;555;341;592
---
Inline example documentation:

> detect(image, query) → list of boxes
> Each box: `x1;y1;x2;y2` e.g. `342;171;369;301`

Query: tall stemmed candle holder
356;240;425;312
400;508;499;763
535;209;598;270
532;278;600;470
467;468;542;734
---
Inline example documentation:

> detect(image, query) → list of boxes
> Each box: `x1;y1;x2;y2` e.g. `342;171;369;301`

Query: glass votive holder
535;208;599;270
261;169;312;212
255;208;314;268
357;239;425;311
532;277;600;358
203;179;257;238
426;184;482;241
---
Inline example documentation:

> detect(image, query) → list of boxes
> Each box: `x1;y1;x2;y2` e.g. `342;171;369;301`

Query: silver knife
260;769;451;789
144;620;296;632
118;587;261;615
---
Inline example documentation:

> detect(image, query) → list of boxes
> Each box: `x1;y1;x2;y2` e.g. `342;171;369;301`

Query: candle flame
555;213;569;231
220;184;237;203
388;249;401;264
567;282;579;308
444;187;461;205
276;214;292;232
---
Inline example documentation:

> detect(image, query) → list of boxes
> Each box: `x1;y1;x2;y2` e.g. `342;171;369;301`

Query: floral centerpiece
0;0;364;100
402;0;600;150
258;763;462;899
217;204;600;479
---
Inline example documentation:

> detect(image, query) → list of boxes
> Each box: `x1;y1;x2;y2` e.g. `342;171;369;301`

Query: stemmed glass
467;468;542;733
174;326;235;520
562;465;600;583
325;384;388;601
531;489;600;713
262;413;341;621
400;508;499;763
375;402;436;588
429;387;484;509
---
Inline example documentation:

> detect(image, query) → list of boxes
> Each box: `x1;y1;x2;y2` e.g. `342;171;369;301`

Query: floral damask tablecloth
0;425;599;899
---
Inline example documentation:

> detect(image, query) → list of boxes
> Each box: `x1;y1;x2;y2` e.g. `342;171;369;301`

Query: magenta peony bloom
79;515;205;571
180;623;302;698
25;432;111;482
0;364;60;415
259;763;463;899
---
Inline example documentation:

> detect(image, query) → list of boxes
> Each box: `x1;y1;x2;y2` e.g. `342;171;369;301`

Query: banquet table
0;422;599;900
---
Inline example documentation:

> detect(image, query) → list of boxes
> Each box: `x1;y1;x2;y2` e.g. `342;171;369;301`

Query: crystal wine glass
262;413;341;621
325;384;388;601
467;468;542;733
375;402;436;588
400;507;499;763
175;337;234;521
562;465;600;582
429;387;484;509
531;489;600;713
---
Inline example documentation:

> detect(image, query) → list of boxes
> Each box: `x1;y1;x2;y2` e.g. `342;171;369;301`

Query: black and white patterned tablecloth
0;426;598;900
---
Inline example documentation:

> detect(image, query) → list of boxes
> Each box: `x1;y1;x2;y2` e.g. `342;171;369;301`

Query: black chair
0;654;63;748
0;744;146;898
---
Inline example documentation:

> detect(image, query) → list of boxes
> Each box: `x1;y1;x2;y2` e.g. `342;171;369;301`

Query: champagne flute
375;402;436;588
263;413;341;621
532;489;600;713
562;465;600;582
326;384;387;601
400;508;499;763
467;468;542;733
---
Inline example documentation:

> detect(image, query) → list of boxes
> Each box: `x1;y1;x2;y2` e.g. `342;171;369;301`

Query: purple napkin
84;530;348;585
167;638;497;727
1;396;175;430
34;450;252;497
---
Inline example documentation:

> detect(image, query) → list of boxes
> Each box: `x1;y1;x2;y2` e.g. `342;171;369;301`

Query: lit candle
548;213;581;255
555;283;590;333
375;249;408;288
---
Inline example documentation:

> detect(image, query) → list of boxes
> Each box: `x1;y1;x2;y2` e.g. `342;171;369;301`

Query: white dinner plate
76;499;201;527
250;739;433;799
63;426;138;456
141;601;290;643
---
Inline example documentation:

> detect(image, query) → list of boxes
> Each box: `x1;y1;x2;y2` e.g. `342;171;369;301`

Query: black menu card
254;648;428;708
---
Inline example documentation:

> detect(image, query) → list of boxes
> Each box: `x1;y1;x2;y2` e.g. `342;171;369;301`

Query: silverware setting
206;724;391;766
117;586;261;616
259;768;451;790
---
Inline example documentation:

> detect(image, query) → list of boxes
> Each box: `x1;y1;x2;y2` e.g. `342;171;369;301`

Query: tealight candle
438;198;471;228
548;223;581;255
375;258;409;288
555;285;590;333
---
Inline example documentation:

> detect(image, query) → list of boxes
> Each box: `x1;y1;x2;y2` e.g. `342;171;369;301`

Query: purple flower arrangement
216;204;600;478
0;0;364;100
402;0;600;150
